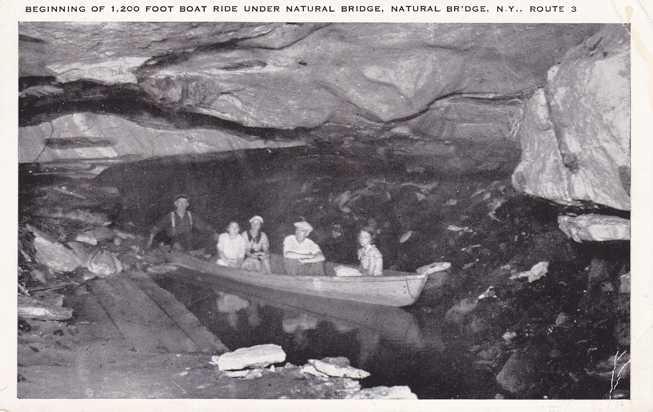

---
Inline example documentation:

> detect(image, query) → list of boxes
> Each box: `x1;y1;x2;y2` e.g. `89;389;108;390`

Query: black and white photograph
16;21;631;400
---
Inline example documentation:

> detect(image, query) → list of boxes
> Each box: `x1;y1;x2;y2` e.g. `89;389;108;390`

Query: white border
2;1;651;411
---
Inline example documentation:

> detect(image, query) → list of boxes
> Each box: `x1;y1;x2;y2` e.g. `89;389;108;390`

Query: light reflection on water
156;267;498;399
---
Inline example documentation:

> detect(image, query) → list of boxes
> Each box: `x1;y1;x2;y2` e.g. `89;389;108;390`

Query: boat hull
166;253;428;307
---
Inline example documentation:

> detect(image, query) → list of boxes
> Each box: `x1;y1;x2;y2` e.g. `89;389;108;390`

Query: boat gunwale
171;254;427;283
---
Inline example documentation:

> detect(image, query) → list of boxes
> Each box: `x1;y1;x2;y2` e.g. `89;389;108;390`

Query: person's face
228;222;240;235
250;220;262;232
174;198;189;211
295;229;308;242
358;231;372;247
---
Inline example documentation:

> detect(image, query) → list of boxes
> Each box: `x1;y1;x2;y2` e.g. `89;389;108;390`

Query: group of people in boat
146;194;383;277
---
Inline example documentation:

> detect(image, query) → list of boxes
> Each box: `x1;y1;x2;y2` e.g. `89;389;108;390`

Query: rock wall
137;24;598;129
19;112;303;176
512;26;630;210
19;23;606;176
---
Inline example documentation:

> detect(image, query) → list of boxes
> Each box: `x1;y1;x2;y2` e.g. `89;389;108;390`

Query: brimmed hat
249;215;264;224
294;221;313;233
174;194;189;202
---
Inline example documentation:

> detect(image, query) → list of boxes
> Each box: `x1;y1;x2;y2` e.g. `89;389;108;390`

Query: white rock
510;261;549;283
308;358;370;379
416;261;451;276
75;227;115;246
446;225;472;233
511;27;630;211
399;231;414;243
300;364;329;379
75;232;98;246
478;286;496;300
502;331;517;342
347;385;418;399
216;344;286;371
29;225;82;273
558;214;630;242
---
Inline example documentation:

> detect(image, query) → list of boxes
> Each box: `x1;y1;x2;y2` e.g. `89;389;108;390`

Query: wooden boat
155;267;426;348
166;252;428;307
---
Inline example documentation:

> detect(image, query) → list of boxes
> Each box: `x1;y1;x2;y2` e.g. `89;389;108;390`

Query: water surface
156;269;499;399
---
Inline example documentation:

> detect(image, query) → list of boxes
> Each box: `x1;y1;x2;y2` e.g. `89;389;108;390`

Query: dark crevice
19;76;57;91
19;34;46;44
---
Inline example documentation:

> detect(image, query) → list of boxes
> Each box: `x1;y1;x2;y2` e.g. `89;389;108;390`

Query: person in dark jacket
146;194;217;251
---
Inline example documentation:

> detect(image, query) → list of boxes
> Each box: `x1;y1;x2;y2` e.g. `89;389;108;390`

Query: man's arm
192;214;218;240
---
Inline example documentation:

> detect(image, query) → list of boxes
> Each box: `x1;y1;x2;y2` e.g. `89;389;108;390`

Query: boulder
347;385;418;399
558;214;630;242
496;349;539;394
308;357;370;379
512;26;630;210
29;225;82;273
66;241;92;264
216;344;286;371
17;295;73;321
87;249;123;277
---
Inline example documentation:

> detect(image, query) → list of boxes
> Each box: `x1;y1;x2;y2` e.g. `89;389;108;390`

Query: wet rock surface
512;26;630;210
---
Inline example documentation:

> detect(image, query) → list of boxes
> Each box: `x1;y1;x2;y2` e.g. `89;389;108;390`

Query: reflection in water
357;328;381;367
156;268;497;399
215;292;250;329
282;313;319;334
247;302;262;328
215;292;250;313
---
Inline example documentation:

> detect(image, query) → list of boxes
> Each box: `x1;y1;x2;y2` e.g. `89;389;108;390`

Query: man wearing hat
146;194;218;251
282;220;325;276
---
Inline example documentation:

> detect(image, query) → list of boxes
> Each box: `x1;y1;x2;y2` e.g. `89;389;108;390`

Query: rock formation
512;26;630;210
19;23;604;177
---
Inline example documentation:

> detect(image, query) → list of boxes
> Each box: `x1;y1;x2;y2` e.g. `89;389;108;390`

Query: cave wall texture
18;23;630;209
511;25;630;211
